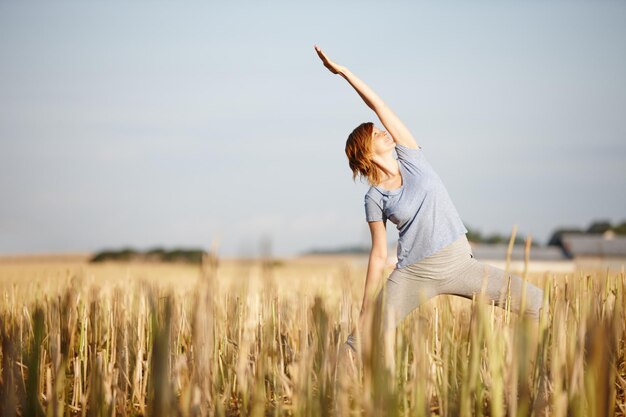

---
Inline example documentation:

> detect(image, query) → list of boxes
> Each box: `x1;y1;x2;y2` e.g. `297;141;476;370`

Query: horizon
1;220;622;259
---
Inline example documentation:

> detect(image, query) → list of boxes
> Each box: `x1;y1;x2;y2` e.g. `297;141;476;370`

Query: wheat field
0;252;624;417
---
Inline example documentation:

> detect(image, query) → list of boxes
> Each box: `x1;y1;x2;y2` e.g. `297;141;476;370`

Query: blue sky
1;1;625;258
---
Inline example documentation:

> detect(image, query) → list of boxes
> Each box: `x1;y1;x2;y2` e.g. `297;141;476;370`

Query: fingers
314;45;339;74
314;45;327;60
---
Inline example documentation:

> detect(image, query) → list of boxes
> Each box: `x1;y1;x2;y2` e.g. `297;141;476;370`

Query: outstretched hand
314;45;346;75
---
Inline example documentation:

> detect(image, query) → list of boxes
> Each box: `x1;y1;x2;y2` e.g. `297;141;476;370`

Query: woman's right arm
344;216;387;349
356;220;388;335
360;253;387;317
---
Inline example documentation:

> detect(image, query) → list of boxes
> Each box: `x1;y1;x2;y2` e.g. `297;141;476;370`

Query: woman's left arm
315;45;419;149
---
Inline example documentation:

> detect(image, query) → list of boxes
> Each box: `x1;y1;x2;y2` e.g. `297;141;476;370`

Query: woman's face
371;126;395;156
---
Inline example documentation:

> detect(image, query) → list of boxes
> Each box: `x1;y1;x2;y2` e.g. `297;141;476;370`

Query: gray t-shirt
364;143;468;270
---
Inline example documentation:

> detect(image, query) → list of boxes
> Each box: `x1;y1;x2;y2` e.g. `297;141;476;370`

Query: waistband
393;233;472;277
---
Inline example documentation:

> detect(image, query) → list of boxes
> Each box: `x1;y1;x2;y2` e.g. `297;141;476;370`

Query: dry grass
0;249;624;416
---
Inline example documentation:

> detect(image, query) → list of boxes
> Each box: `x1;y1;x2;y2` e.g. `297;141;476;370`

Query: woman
313;45;545;354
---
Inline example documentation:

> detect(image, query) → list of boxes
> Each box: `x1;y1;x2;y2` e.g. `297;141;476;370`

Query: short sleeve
394;143;430;174
364;194;386;223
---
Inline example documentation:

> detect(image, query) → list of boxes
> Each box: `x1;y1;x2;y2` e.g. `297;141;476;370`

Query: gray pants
346;233;544;351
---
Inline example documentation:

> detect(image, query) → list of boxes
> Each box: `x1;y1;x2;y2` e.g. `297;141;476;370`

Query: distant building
468;242;565;261
559;230;626;259
297;230;626;273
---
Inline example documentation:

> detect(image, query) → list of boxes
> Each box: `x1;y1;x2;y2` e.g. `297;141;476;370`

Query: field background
1;254;624;416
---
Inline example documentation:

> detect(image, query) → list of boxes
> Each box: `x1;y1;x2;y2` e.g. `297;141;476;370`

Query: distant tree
90;250;117;263
118;247;137;260
586;220;612;234
146;247;166;255
146;247;166;261
161;248;205;263
613;221;626;235
483;234;507;244
90;247;205;264
465;225;537;246
91;247;140;262
465;225;482;243
514;235;537;246
303;245;369;255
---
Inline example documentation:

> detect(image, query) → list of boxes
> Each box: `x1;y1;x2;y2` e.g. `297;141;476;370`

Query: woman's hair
345;121;383;187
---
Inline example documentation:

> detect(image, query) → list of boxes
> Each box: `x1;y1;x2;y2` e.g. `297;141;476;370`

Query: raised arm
314;45;419;149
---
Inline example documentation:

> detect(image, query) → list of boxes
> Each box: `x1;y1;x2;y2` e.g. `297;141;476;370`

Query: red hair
344;122;382;186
